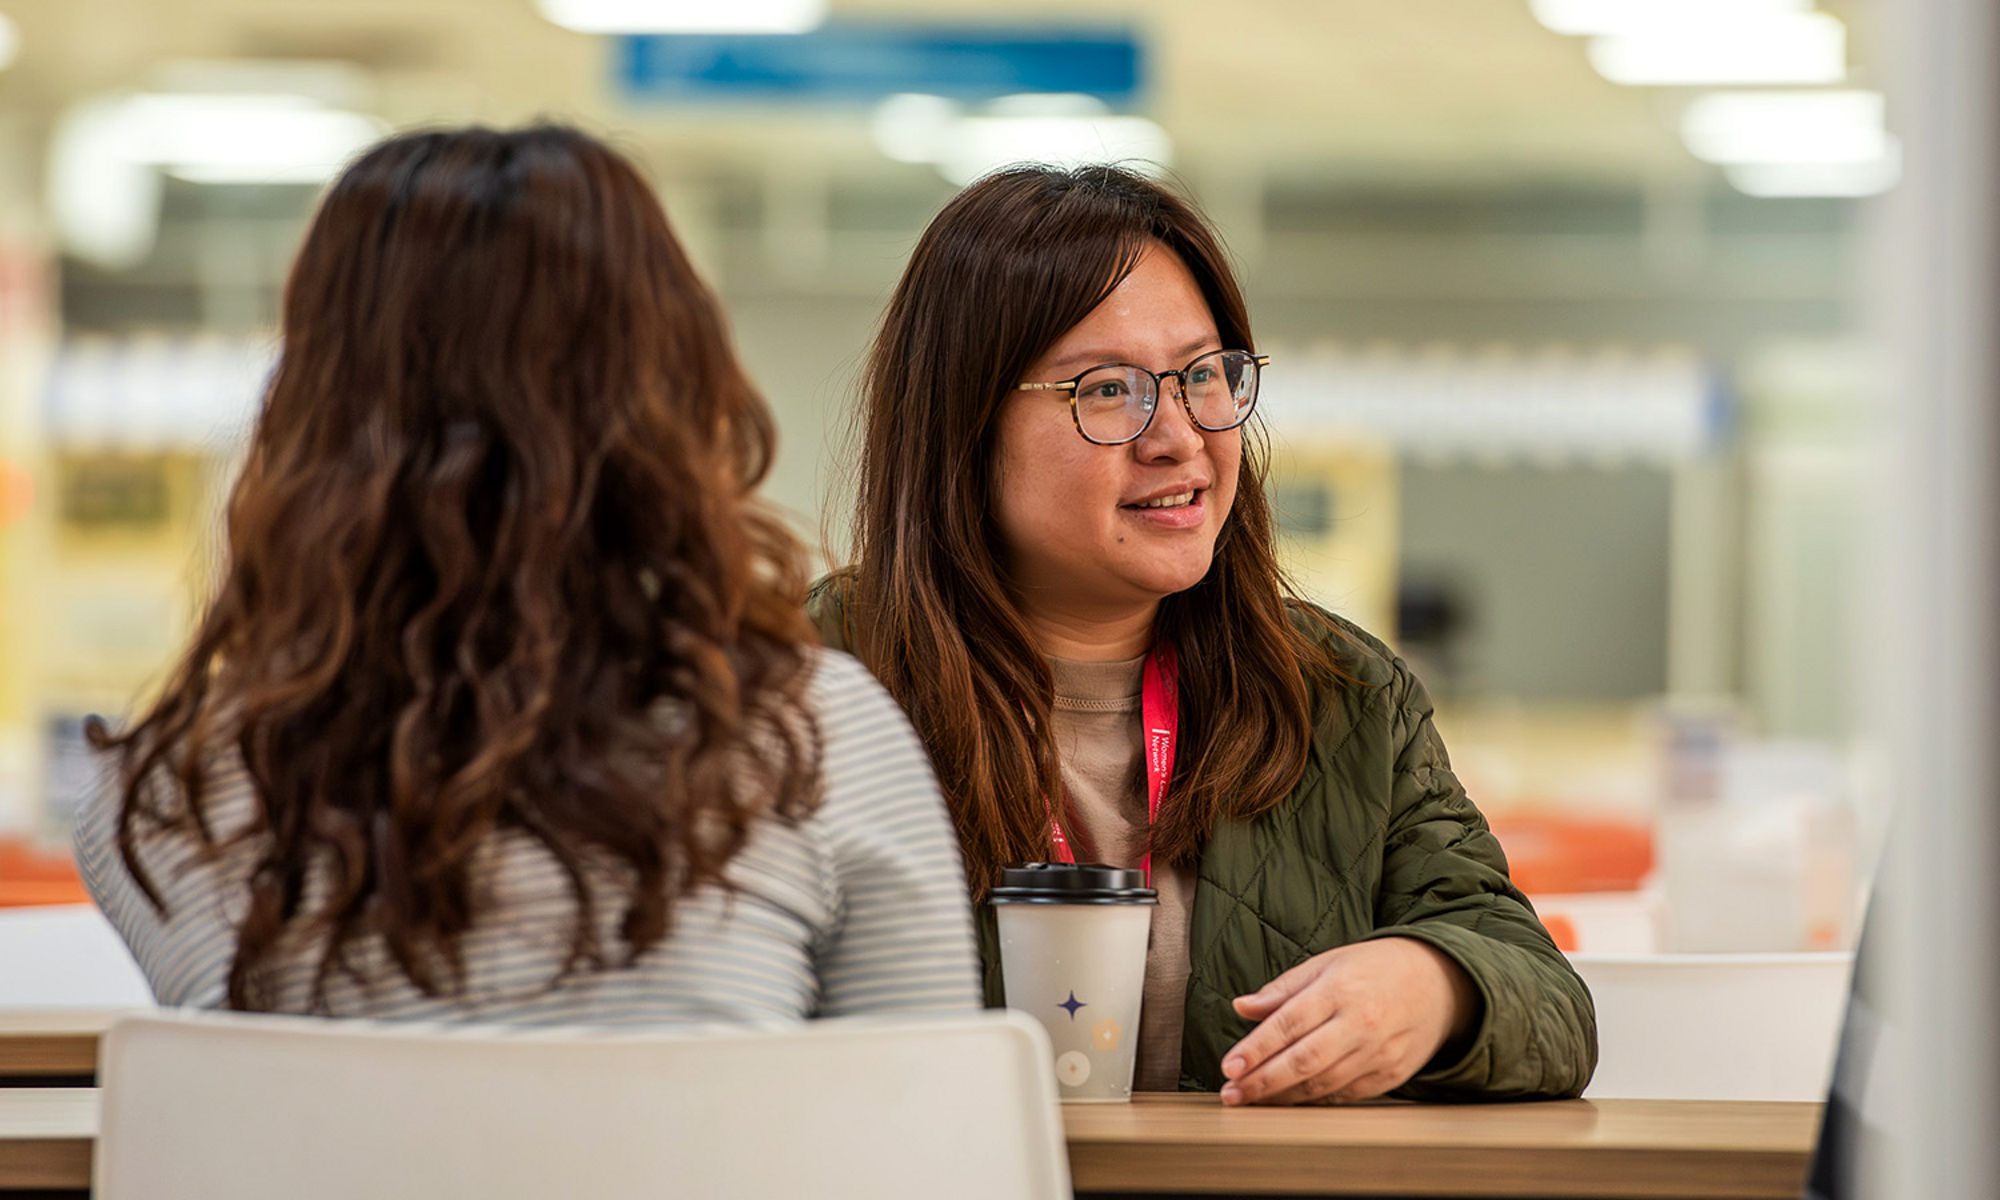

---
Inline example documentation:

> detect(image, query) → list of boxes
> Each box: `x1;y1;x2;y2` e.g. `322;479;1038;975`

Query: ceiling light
535;0;826;34
0;14;18;72
50;99;164;268
871;94;960;164
871;92;1172;187
49;92;386;268
1680;91;1887;165
150;59;374;108
124;94;386;184
1588;13;1846;86
1726;141;1903;197
1531;0;1812;37
936;113;1172;186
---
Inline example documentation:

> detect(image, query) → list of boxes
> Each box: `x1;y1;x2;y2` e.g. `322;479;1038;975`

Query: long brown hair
841;164;1344;896
92;125;820;1008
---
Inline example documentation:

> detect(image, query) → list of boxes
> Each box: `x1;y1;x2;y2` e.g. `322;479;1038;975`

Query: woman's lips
1120;489;1206;530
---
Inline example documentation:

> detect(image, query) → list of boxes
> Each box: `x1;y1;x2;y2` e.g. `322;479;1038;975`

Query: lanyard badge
1048;643;1179;886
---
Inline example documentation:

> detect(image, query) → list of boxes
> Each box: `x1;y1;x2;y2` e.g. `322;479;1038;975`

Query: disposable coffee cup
990;862;1157;1103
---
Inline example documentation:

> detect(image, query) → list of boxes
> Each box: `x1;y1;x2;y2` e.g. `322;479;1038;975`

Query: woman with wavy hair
813;165;1595;1103
76;125;978;1023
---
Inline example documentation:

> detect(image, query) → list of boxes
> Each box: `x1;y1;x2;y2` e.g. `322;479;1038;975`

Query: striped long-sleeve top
75;650;982;1025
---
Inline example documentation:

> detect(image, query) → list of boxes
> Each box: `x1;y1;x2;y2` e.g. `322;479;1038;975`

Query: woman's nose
1134;376;1204;461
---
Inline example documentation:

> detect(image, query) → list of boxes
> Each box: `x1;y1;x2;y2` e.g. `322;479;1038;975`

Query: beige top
1047;653;1196;1092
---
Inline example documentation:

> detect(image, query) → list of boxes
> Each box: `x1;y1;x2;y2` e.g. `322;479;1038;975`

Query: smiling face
990;242;1242;630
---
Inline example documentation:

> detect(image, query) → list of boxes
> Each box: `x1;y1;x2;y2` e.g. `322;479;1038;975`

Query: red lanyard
1048;643;1179;885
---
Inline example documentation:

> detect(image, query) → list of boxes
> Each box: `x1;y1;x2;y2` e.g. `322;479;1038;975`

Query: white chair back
0;905;153;1009
95;1008;1069;1200
1571;951;1853;1101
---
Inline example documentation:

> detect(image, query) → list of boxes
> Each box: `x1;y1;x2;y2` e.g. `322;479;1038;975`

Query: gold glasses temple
1015;353;1270;393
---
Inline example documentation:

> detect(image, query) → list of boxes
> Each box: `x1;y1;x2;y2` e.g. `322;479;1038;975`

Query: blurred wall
1399;463;1672;702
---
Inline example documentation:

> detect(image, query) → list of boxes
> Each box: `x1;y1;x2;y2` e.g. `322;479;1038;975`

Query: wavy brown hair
838;165;1346;897
92;125;820;1009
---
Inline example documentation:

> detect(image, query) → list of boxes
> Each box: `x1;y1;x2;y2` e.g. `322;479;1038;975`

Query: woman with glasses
813;165;1596;1103
75;126;979;1024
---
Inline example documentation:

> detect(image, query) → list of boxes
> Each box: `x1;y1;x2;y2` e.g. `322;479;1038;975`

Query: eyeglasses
1018;349;1269;446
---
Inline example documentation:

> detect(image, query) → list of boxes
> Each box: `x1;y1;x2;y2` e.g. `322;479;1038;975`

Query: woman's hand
1218;937;1479;1106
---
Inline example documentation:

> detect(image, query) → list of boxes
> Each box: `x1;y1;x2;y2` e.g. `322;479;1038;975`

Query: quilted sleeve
1364;655;1599;1100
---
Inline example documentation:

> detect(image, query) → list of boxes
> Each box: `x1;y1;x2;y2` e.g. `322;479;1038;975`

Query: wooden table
0;1089;92;1192
1063;1094;1819;1199
0;1088;1818;1198
0;1012;126;1083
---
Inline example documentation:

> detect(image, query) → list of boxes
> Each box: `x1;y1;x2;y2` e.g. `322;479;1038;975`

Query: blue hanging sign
617;24;1145;106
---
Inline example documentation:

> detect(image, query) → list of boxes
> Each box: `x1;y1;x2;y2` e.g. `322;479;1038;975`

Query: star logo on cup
1057;991;1087;1020
1092;1018;1122;1051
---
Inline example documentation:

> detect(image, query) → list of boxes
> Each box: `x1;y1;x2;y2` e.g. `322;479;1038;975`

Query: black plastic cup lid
988;862;1158;905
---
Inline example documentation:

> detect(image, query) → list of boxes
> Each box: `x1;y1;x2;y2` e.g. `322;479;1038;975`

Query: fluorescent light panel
1726;143;1902;197
870;93;1171;187
0;14;17;72
535;0;826;34
871;93;959;164
125;94;386;184
1589;13;1846;86
938;114;1171;186
1680;91;1887;165
1531;0;1813;37
50;90;387;268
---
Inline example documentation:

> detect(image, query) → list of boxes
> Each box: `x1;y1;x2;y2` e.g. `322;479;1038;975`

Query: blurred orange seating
1485;812;1656;952
1539;914;1580;953
0;837;91;907
1485;811;1655;896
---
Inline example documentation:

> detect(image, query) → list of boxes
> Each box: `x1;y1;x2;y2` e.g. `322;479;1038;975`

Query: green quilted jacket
809;582;1597;1100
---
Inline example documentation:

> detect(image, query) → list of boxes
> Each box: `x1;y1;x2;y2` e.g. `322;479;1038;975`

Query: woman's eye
1188;367;1215;386
1088;381;1130;400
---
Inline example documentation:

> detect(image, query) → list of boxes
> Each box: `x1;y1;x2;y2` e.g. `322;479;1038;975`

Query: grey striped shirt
75;651;982;1025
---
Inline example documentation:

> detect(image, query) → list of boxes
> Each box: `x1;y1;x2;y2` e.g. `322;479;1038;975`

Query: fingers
1230;956;1324;1021
1229;1028;1418;1107
1222;1013;1367;1106
1231;991;1281;1019
1266;1060;1408;1107
1220;942;1450;1107
1220;974;1338;1085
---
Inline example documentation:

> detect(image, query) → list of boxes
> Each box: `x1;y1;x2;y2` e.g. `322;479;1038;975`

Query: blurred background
0;0;1889;955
